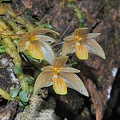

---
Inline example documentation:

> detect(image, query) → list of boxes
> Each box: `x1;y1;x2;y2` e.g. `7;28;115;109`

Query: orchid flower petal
27;41;44;60
34;72;53;95
18;28;59;52
59;73;89;96
41;66;54;72
36;35;56;43
85;33;100;39
52;56;68;68
63;35;77;41
84;39;106;59
18;36;29;52
75;44;88;60
59;67;80;73
62;41;75;56
36;40;55;64
30;28;59;36
52;77;67;95
74;28;88;36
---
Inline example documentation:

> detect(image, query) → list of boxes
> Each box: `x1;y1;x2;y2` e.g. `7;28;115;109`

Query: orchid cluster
18;27;106;97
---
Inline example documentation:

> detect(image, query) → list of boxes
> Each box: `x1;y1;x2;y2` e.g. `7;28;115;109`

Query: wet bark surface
0;0;120;120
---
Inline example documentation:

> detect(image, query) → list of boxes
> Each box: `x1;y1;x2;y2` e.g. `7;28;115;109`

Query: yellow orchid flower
62;28;106;60
34;56;89;96
18;28;59;64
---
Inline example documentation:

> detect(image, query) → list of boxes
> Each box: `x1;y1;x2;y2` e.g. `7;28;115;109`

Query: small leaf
19;90;29;102
24;76;34;84
25;105;30;110
0;88;10;100
13;66;22;74
28;85;33;93
45;23;53;29
0;46;5;53
21;79;29;91
19;101;28;107
10;88;19;98
19;102;25;107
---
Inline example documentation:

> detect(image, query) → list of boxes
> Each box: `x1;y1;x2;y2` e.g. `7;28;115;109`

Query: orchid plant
0;2;106;110
17;27;106;97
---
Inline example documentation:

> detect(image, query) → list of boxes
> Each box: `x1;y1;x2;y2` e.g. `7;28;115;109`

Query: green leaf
24;76;34;84
10;88;19;98
19;90;29;102
21;79;29;91
28;85;33;93
25;105;29;110
19;101;28;107
0;46;5;53
13;66;22;74
44;23;53;29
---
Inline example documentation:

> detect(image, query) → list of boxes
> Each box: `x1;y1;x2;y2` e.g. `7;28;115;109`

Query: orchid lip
76;41;80;45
